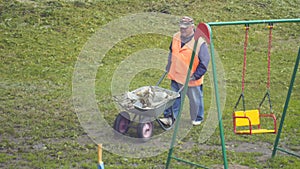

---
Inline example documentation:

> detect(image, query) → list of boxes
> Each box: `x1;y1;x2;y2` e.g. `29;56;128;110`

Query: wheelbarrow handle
156;71;168;86
156;71;185;93
178;85;185;93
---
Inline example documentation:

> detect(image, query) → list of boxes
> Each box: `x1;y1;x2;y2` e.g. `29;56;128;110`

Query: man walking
160;16;210;126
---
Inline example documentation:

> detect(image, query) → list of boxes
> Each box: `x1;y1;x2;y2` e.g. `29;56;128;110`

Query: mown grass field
1;0;299;168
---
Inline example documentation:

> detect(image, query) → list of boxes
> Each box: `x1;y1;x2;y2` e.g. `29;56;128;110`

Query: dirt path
181;140;300;169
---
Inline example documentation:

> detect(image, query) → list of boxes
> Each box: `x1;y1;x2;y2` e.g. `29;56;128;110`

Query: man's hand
189;75;196;81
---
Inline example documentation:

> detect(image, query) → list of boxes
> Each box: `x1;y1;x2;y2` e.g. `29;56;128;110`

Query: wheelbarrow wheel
113;111;130;134
137;121;153;140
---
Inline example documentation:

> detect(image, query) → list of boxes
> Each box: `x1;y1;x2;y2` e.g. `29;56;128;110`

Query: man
160;16;210;126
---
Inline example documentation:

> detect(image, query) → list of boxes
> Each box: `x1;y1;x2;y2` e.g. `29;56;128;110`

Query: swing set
165;18;300;169
233;23;277;135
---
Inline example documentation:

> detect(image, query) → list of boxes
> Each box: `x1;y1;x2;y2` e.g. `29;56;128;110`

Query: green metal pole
165;40;199;169
206;23;228;169
208;18;300;26
272;47;300;158
171;156;209;169
276;147;300;158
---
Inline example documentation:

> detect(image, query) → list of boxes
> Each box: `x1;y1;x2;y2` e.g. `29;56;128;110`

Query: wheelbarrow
113;72;182;141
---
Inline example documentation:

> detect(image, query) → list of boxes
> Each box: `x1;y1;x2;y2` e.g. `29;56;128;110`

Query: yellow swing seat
233;109;277;135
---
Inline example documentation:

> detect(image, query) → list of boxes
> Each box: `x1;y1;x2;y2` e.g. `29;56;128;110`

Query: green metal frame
165;18;300;169
272;47;300;158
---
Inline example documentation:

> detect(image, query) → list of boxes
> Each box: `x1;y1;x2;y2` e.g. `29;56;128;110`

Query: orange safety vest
168;32;205;86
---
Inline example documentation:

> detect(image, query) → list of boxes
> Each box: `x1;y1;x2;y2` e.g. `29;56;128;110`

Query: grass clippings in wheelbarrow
116;86;179;111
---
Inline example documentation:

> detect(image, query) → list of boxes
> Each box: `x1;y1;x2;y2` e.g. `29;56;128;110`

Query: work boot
159;117;173;126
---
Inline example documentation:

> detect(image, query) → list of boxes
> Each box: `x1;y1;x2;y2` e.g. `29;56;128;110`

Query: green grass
1;0;300;168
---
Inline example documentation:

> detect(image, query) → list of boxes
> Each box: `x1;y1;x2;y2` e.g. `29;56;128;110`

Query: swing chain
235;24;249;112
267;23;273;89
235;23;274;113
259;23;273;113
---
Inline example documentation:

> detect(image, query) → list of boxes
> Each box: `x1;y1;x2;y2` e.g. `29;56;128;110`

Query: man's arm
191;42;210;80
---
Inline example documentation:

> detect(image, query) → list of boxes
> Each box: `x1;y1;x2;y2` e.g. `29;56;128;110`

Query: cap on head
179;16;194;28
